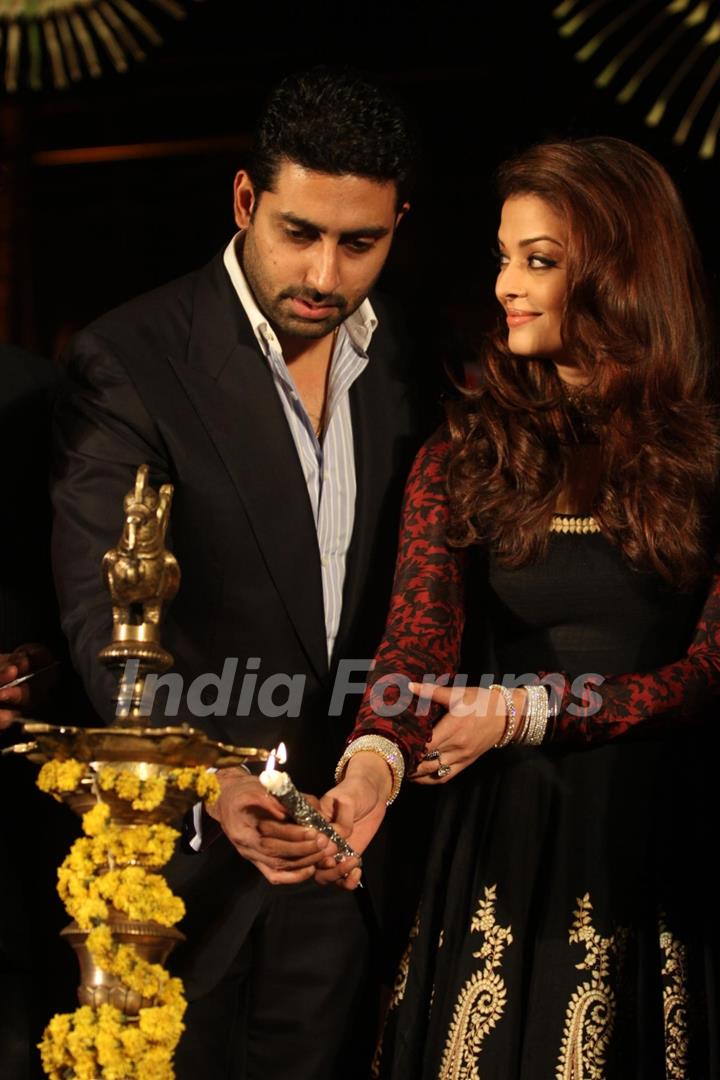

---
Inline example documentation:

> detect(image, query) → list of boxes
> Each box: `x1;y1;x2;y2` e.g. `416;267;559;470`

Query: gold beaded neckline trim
549;515;601;535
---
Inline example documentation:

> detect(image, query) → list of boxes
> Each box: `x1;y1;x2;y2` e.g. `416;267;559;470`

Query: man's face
234;162;405;341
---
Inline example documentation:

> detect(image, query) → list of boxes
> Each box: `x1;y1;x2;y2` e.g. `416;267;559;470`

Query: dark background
1;0;718;360
1;3;719;1070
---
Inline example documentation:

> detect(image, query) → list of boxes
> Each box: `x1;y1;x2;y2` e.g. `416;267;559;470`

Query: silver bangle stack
334;734;406;805
489;684;519;748
489;683;550;747
516;684;550;745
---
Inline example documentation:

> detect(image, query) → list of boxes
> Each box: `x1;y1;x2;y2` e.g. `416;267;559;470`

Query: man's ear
394;201;410;229
234;171;257;228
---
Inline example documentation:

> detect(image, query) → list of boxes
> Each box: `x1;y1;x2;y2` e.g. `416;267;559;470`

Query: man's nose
306;241;340;296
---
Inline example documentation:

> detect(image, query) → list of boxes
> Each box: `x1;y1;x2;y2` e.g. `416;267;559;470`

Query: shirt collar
222;232;377;357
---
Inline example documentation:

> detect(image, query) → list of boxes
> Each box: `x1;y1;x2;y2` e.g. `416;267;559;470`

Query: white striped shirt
223;234;376;661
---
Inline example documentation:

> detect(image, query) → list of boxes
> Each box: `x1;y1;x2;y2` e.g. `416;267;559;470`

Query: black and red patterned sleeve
545;568;720;745
351;428;467;770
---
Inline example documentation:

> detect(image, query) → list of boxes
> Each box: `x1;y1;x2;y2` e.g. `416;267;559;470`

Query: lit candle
260;744;360;863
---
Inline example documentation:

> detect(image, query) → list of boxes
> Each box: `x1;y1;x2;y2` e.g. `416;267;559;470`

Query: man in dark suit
52;70;430;1079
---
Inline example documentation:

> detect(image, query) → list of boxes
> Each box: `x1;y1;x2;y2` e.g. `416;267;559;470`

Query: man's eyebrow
497;235;564;248
278;211;390;239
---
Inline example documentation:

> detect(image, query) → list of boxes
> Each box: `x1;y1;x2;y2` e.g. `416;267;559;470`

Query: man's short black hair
249;67;416;205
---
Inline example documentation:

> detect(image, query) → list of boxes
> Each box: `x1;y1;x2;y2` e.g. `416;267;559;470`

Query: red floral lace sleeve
352;429;467;769
544;567;720;745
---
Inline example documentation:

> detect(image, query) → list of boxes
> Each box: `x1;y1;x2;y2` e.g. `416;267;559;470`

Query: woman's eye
493;248;509;269
528;254;557;269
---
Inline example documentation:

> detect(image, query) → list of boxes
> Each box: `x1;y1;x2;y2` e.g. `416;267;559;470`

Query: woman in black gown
321;138;720;1078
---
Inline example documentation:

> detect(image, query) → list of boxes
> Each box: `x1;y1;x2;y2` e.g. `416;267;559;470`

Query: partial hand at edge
0;643;56;729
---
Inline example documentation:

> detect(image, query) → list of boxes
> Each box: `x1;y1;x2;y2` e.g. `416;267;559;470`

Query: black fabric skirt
374;732;718;1080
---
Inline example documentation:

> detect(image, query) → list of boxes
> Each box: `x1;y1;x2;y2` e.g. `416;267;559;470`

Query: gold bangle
335;734;405;805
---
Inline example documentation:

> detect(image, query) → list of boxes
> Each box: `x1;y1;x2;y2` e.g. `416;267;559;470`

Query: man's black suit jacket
52;254;430;996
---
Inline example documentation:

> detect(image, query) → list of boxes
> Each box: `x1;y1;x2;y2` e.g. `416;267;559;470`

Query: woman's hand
408;683;516;784
314;752;393;890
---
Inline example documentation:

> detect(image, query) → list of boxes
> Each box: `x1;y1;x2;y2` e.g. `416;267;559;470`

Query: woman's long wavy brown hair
446;137;719;589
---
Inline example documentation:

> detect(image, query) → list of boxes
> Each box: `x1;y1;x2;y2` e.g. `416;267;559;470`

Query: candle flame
263;742;287;773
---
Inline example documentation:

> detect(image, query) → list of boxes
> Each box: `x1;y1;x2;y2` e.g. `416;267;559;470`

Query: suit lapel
170;257;328;683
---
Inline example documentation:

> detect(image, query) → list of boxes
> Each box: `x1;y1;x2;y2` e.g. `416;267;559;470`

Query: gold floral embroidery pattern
659;918;689;1079
556;894;628;1080
438;884;513;1080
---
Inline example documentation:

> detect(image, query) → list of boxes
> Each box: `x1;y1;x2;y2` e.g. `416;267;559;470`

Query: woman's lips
289;297;336;320
506;310;540;327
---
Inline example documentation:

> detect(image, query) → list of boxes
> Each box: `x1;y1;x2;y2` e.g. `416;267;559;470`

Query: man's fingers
257;821;326;843
0;709;19;728
266;850;327;870
257;863;317;885
259;836;327;860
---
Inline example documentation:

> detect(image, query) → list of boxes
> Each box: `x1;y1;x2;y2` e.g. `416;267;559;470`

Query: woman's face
495;195;582;384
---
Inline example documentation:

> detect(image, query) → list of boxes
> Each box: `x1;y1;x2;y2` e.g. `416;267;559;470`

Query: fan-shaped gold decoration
0;0;193;92
553;0;720;159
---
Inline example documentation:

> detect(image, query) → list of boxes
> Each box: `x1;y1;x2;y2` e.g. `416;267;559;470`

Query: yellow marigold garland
36;759;220;1079
37;758;87;797
97;763;220;810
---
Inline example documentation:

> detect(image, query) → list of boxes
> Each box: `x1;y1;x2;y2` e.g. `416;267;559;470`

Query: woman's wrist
345;752;393;802
335;735;405;804
490;685;550;747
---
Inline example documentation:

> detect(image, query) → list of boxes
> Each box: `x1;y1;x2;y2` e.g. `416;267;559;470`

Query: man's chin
274;313;343;340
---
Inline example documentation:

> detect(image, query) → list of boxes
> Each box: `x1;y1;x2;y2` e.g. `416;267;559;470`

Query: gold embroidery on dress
556;894;628;1080
438;884;513;1080
659;918;689;1079
370;913;420;1078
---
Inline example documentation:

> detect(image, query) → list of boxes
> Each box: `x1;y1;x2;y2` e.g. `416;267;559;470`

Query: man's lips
506;309;540;327
288;296;338;320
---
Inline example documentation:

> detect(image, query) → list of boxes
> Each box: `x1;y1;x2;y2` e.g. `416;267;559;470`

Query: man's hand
206;769;332;884
314;752;392;891
0;643;56;729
